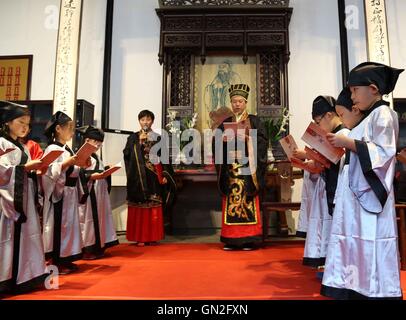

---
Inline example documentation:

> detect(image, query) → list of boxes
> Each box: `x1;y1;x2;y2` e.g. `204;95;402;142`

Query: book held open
75;142;98;165
99;162;122;179
223;120;250;134
40;150;64;167
301;122;345;164
290;157;324;174
279;134;298;160
304;146;331;168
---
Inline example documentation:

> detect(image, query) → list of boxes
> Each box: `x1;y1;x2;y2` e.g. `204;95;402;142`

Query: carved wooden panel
159;0;289;7
169;51;192;108
206;16;244;30
258;52;282;107
164;34;202;47
157;1;292;131
206;33;244;47
164;17;203;31
247;16;285;30
248;33;285;47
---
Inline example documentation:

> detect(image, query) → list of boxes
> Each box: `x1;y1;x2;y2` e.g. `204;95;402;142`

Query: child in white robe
41;111;89;275
77;126;119;260
323;62;404;299
293;148;319;239
303;96;349;268
0;101;48;294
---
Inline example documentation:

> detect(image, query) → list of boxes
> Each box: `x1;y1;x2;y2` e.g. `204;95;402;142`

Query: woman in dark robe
123;110;176;246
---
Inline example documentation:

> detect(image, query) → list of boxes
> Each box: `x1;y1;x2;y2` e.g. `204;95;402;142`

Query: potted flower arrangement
166;110;198;164
263;106;291;162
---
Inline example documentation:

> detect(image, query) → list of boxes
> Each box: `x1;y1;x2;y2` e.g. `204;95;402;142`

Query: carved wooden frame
156;2;293;128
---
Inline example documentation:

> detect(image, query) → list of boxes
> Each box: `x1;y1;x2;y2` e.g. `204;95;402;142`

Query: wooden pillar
53;0;83;143
397;205;406;271
275;161;292;235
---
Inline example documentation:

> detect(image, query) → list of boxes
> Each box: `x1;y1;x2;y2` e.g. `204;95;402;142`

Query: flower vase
267;145;275;171
175;150;187;164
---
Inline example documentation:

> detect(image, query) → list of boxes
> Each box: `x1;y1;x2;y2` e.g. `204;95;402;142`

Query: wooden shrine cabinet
156;0;293;125
156;1;297;236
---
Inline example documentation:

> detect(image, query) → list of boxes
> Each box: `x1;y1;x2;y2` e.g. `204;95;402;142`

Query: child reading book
322;62;404;299
41;111;90;274
303;95;349;270
0;101;48;294
77;126;119;259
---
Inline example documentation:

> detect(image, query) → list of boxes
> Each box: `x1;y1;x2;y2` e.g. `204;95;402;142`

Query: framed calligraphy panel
0;55;32;101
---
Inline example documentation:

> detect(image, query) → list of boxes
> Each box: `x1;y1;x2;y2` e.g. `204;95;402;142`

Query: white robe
78;155;118;252
41;143;83;263
303;128;349;267
296;171;319;237
322;103;402;299
0;137;47;293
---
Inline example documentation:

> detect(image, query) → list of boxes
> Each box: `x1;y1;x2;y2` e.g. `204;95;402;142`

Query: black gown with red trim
214;113;268;246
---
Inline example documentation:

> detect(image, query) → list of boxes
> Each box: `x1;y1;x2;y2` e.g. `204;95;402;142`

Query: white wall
346;0;368;69
288;0;342;204
387;0;406;98
77;0;107;126
0;0;59;99
109;0;162;131
0;0;106;108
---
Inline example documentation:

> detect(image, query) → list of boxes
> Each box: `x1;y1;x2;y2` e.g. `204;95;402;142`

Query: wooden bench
396;203;406;271
262;202;301;239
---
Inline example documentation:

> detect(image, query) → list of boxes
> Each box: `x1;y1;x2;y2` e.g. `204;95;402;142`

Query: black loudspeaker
73;99;95;151
15;99;94;151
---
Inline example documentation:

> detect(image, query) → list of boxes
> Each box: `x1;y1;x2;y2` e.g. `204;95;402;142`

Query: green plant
263;107;291;144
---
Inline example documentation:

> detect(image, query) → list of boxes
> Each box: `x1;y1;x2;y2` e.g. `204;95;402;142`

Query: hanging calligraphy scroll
53;0;83;120
364;0;393;104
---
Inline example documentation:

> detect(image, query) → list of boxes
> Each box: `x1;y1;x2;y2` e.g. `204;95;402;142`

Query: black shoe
66;262;79;271
242;243;256;251
223;244;238;251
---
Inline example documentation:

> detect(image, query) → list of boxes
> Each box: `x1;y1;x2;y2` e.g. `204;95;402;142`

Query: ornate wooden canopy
156;0;292;127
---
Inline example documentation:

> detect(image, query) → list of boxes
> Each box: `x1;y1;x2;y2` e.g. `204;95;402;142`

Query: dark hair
138;110;155;121
0;123;9;137
46;120;72;145
0;109;31;138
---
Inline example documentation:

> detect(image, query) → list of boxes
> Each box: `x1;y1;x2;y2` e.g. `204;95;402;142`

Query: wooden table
171;162;303;236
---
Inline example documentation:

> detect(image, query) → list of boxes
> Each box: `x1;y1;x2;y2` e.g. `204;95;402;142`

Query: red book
279;134;298;160
304;146;331;169
290;157;324;174
301;122;345;164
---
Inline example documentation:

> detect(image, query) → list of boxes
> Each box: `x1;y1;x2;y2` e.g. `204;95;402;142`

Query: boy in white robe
0;101;48;294
303;96;349;268
77;126;119;260
323;62;404;299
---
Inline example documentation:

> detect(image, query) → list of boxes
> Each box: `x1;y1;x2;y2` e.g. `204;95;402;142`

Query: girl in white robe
0;102;48;294
41;111;87;274
77;126;119;259
322;62;404;299
303;96;348;268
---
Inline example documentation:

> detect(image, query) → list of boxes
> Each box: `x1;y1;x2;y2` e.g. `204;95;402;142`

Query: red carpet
4;242;406;300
